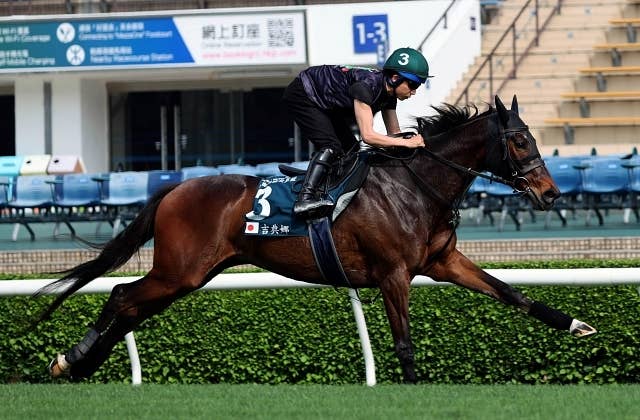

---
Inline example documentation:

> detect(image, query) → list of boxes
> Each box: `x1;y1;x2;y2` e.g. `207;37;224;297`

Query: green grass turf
0;384;638;420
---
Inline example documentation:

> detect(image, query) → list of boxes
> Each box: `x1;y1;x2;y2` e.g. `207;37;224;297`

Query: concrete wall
51;77;109;172
14;76;46;155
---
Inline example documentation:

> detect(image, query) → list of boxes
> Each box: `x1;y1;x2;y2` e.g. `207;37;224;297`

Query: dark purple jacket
298;65;397;116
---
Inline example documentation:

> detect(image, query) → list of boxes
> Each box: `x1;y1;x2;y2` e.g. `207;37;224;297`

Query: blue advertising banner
0;12;306;72
0;18;192;70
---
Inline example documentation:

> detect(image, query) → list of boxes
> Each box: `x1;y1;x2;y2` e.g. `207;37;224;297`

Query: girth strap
308;217;352;288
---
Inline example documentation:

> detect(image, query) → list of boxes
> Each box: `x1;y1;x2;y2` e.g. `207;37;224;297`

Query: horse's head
491;95;560;210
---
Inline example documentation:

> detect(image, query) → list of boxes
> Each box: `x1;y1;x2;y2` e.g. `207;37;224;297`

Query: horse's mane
415;103;493;138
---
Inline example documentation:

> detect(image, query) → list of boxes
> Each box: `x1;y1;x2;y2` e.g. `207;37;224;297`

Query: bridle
420;121;545;195
497;126;545;193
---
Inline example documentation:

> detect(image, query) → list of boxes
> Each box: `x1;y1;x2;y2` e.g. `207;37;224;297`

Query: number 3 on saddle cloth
244;151;372;287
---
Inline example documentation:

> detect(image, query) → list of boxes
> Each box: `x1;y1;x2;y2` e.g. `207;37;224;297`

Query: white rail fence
1;268;639;386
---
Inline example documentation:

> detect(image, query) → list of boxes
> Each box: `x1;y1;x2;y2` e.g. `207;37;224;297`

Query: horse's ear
511;95;519;116
494;95;509;126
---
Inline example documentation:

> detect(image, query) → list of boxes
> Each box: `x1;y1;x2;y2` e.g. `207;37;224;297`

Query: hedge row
1;260;639;384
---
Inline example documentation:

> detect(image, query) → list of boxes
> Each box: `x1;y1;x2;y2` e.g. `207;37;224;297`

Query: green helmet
383;47;430;84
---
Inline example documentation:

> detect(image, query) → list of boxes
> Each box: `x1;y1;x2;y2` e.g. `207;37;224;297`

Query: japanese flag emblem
245;222;259;234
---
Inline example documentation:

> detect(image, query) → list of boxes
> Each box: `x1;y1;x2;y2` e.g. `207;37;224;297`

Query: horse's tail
32;184;180;325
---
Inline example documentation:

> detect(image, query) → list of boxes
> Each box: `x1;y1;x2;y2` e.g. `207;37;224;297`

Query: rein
422;147;512;187
421;125;543;194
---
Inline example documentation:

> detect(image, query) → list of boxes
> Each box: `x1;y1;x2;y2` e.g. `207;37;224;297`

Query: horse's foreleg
379;270;417;383
428;250;596;337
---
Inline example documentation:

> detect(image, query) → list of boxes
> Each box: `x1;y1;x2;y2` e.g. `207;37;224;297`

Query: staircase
446;0;639;156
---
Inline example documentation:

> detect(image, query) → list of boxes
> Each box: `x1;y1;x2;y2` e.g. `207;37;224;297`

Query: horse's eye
513;134;528;149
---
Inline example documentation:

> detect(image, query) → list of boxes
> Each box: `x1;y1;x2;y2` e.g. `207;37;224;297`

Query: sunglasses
404;78;421;90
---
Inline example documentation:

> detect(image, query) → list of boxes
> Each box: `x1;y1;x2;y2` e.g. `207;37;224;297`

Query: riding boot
294;148;338;217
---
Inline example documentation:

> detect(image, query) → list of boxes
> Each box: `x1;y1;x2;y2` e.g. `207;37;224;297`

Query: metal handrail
454;0;563;106
417;0;457;53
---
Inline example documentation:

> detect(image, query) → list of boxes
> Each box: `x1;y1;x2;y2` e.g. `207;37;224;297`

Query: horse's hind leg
50;266;213;379
428;249;597;337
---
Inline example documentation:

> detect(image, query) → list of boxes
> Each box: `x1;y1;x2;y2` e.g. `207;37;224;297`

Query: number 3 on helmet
383;47;432;85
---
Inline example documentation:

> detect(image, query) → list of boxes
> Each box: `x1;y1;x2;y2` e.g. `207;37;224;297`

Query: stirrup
294;197;334;217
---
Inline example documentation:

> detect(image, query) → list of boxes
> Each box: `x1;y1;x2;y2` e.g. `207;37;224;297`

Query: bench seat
593;43;640;51
578;66;640;74
544;117;640;126
609;18;640;25
560;91;640;100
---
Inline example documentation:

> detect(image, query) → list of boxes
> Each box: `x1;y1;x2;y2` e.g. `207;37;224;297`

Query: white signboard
174;12;307;66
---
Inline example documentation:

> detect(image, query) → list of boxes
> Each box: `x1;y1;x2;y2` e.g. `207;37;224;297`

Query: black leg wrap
66;328;100;364
528;301;572;331
396;343;414;361
396;343;417;383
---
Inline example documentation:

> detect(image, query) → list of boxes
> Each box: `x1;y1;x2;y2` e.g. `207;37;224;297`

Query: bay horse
37;95;596;383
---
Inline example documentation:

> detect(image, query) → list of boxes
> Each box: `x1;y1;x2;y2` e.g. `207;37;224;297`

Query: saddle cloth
243;151;371;237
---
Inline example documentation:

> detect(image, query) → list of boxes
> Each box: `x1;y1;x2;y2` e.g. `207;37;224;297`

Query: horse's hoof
569;319;597;338
49;354;71;378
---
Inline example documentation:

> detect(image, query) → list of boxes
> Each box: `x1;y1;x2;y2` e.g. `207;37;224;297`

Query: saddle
244;149;372;236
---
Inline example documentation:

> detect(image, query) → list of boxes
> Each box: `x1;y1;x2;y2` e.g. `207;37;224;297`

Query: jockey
283;47;430;218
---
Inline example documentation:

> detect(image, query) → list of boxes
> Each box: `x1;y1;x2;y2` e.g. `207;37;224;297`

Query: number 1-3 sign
352;14;388;54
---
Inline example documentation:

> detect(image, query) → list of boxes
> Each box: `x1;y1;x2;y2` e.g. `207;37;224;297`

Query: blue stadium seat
580;157;629;194
147;170;182;196
483;178;532;231
255;162;285;177
98;171;149;207
545;157;583;195
544;157;584;227
621;156;640;223
0;175;12;210
623;155;640;193
5;175;56;241
461;176;489;225
468;176;488;195
288;160;310;171
216;164;259;176
94;171;150;238
577;157;629;225
52;173;101;208
9;175;56;209
49;173;104;237
181;166;221;180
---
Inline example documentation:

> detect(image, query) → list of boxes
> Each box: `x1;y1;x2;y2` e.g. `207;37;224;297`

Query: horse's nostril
543;188;560;203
